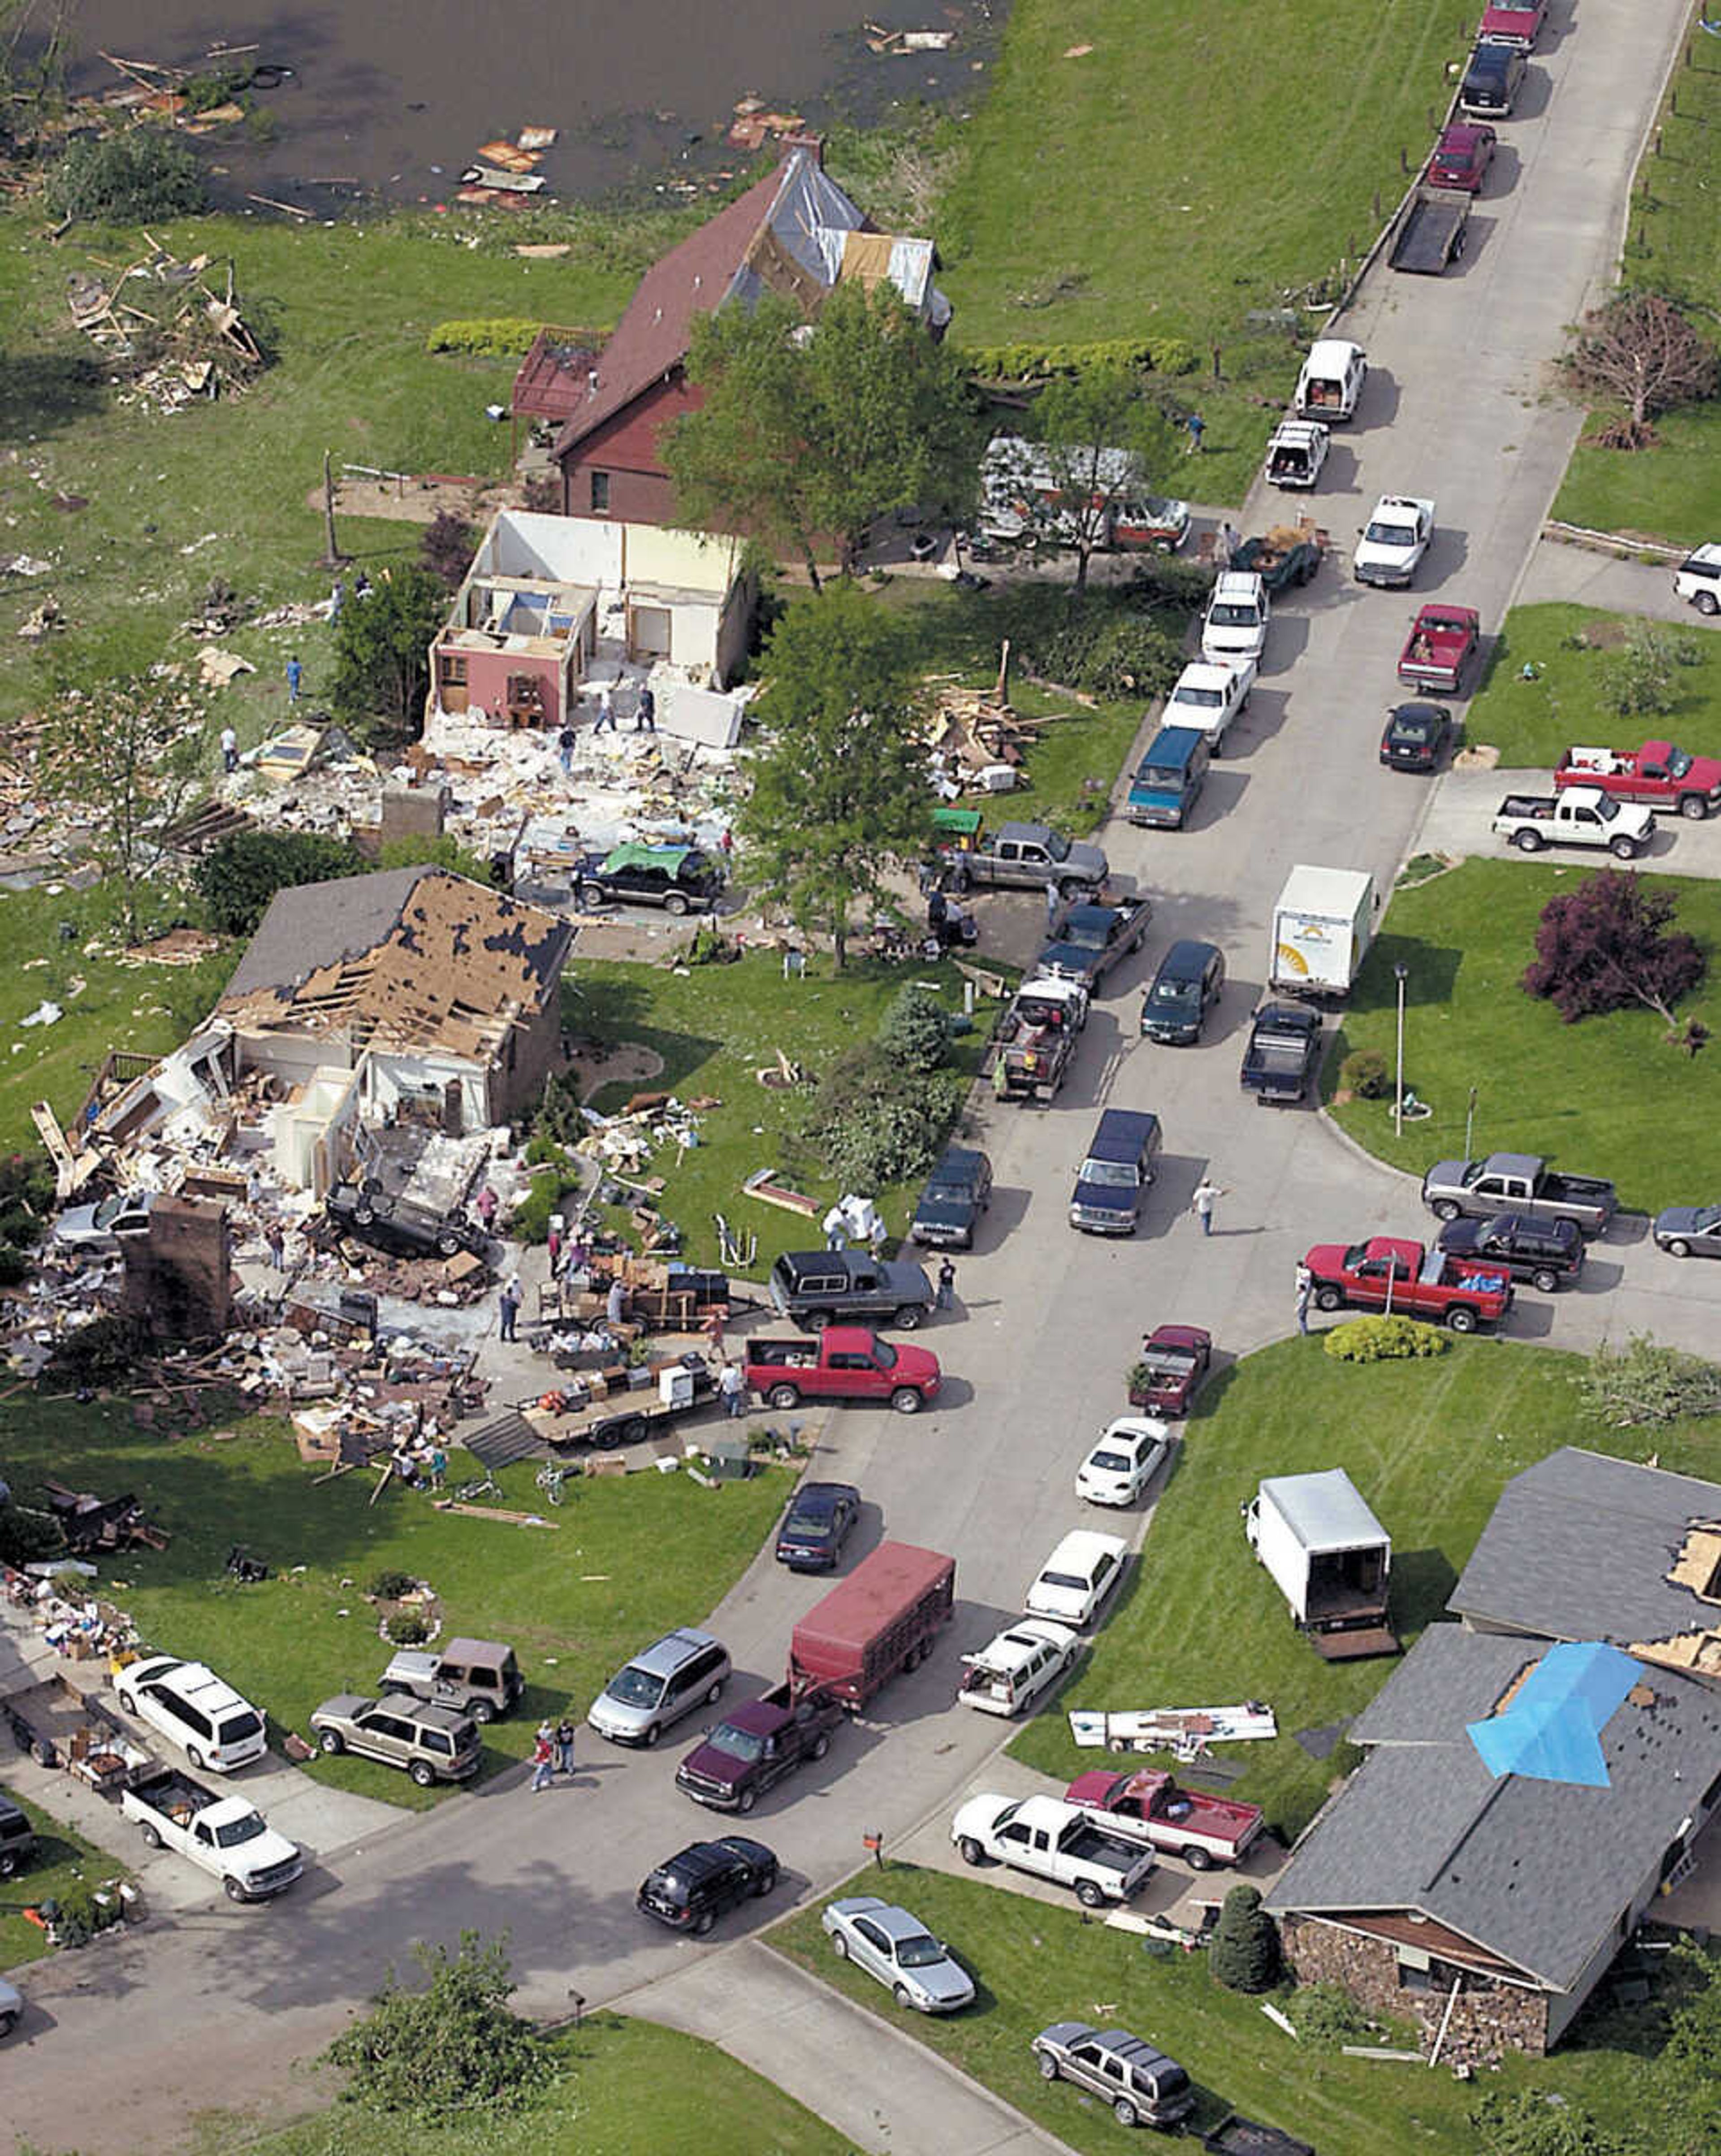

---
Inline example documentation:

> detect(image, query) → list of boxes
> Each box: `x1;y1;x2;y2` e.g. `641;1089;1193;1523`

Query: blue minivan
1126;725;1211;830
1068;1108;1164;1235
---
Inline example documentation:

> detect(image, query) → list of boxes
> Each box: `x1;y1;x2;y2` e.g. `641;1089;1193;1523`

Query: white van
115;1655;268;1773
1294;339;1367;423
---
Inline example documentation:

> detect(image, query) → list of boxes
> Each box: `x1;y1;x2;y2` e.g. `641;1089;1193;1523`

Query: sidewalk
1517;541;1708;626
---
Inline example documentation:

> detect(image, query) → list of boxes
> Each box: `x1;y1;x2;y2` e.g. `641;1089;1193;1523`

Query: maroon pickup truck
1064;1767;1263;1871
1397;603;1479;693
744;1328;942;1416
675;1680;842;1814
1303;1236;1513;1333
1553;741;1721;820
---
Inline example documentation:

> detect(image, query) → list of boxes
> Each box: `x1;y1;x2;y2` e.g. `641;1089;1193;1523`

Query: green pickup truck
1232;533;1322;592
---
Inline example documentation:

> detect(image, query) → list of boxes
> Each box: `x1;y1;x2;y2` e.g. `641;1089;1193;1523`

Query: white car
1165;656;1256;753
0;1974;21;2039
1025;1529;1129;1628
1354;495;1435;588
114;1655;268;1774
822;1896;976;2013
1200;572;1270;665
957;1617;1080;1718
1075;1418;1172;1507
1674;542;1721;616
53;1191;159;1253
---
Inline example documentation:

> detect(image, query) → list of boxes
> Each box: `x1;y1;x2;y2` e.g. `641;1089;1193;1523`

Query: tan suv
310;1693;480;1787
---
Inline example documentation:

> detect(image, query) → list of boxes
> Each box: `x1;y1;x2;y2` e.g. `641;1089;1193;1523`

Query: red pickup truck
1064;1767;1263;1871
1397;603;1479;693
1303;1236;1513;1333
744;1328;941;1415
1479;0;1546;48
1553;742;1721;820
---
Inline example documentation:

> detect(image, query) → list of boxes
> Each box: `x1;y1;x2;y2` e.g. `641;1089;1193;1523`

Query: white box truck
1268;865;1377;1000
1242;1470;1398;1660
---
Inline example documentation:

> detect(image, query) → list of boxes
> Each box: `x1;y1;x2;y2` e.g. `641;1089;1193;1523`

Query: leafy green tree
330;565;447;739
738;584;933;966
1582;1334;1721;1426
324;1931;554;2121
877;983;955;1074
800;1043;962;1188
1207;1883;1280;1993
1013;361;1179;593
666;284;977;585
51;126;207;223
193;830;367;936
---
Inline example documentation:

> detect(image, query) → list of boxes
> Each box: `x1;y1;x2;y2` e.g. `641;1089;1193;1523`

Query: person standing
428;1443;447;1491
498;1273;522;1342
220;724;239;774
718;827;734;862
1191;1178;1227;1237
547;1221;562;1272
822;1204;848;1252
593;683;616;733
558;721;576;775
285;654;303;704
605;1273;628;1329
264;1221;286;1273
1044;879;1060;930
531;1723;555;1793
1185;411;1206;455
475;1184;499;1234
719;1360;747;1419
553;1713;577;1777
936;1256;956;1312
634;684;656;733
1295;1262;1314;1335
702;1303;728;1361
329;579;346;621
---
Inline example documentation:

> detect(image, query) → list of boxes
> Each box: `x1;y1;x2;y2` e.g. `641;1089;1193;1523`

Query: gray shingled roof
224;867;429;998
1448;1446;1721;1649
1267;1624;1721;1990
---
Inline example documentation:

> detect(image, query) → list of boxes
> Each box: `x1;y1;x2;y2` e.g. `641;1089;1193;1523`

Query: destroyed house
1266;1625;1721;2058
553;139;951;528
215;867;572;1169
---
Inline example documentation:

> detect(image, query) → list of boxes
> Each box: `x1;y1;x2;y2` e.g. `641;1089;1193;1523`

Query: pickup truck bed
1390;185;1469;273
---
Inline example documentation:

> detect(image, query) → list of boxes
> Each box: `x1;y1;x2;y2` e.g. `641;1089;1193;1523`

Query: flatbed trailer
1388;185;1470;274
519;1357;718;1452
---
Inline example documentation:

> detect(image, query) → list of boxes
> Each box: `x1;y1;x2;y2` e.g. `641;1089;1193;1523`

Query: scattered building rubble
66;238;268;414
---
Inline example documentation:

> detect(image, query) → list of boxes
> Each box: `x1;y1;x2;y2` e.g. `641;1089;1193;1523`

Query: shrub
965;335;1198;381
44;1877;125;1949
52;127;208;224
376;834;492;882
331;565;448;740
194;830;368;936
1522;869;1706;1025
877;983;954;1074
48;1312;154;1386
1323;1314;1450;1363
385;1611;430;1646
1339;1049;1390;1099
0;1503;64;1568
799;1043;961;1190
368;1570;418;1602
419;510;479;593
1581;1334;1721;1427
424;319;543;357
1471;2089;1632;2156
1208;1884;1280;1993
1289;1982;1380;2049
0;1246;27;1288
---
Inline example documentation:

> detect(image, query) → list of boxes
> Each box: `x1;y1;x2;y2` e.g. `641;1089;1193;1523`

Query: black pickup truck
674;1682;842;1814
1239;1004;1323;1104
1035;899;1153;993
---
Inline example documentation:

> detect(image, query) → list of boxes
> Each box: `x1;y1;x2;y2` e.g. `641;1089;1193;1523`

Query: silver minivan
587;1628;730;1747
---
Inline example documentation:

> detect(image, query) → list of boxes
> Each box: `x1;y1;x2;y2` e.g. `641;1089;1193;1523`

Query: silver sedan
821;1896;975;2013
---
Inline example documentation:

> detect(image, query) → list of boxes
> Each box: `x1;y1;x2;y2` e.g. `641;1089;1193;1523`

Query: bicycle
454;1468;502;1503
535;1464;570;1507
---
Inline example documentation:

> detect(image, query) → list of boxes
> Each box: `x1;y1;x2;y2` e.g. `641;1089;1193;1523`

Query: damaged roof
219;868;573;1063
1448;1446;1721;1679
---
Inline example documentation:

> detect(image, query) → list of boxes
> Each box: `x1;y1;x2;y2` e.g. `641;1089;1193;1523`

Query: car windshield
1593;796;1622;821
1667;748;1693;778
1208;603;1259;627
213;1814;267;1849
93;1196;129;1229
871;1339;898;1371
1064;919;1108;950
1392;714;1438;742
895;1933;947;1969
605;1667;666;1709
1366;520;1416;548
1172;683;1223;709
783;1507;832;1538
1694;1206;1721;1231
1138;764;1185;790
1153;978;1198;1004
1079;1160;1139;1188
708;1724;764;1764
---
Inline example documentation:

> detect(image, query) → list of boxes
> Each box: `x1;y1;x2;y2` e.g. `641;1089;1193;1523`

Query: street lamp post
1393;963;1409;1141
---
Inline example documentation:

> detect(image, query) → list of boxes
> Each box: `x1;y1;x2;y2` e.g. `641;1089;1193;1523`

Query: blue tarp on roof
1467;1639;1643;1788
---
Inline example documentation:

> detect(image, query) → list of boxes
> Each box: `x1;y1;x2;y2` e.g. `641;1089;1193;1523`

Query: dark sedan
1653;1204;1721;1260
636;1835;779;1935
774;1481;861;1570
1380;701;1454;772
1428;121;1496;192
1132;1324;1212;1417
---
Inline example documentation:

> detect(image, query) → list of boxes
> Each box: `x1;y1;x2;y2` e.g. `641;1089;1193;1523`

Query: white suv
116;1655;268;1773
1200;572;1271;664
1674;543;1721;616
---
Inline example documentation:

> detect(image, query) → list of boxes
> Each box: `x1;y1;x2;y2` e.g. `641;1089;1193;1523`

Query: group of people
386;1429;447;1491
559;681;657;769
530;1713;580;1791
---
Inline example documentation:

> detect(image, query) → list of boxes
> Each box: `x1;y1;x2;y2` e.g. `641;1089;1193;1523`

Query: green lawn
0;1782;130;1969
1005;1337;1720;1839
203;2013;849;2155
1324;859;1721;1212
1557;404;1721;552
559;950;999;1272
0;1397;788;1810
772;1863;1682;2156
1465;604;1721;769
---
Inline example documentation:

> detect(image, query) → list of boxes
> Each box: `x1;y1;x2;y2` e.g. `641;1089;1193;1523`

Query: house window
589;470;610;512
439;653;468;688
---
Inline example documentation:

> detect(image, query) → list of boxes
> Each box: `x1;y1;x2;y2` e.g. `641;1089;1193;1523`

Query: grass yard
556;950;999;1271
771;1862;1681;2156
1008;1337;1717;1838
1464;603;1721;769
1323;858;1721;1212
0;1782;130;1969
0;1396;789;1810
204;2013;850;2156
1551;27;1721;546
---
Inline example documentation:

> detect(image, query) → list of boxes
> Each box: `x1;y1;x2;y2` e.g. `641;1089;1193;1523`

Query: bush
0;1246;27;1288
194;830;368;936
1340;1049;1391;1099
965;335;1198;381
1289;1982;1381;2049
877;984;954;1074
1600;623;1691;721
1581;1334;1721;1427
0;1504;65;1568
1323;1314;1450;1363
424;319;543;357
1471;2089;1632;2156
52;126;208;224
419;510;479;593
1208;1883;1280;1993
48;1313;154;1387
44;1877;125;1950
799;1043;962;1190
331;565;448;739
385;1611;430;1647
368;1570;418;1602
376;834;492;882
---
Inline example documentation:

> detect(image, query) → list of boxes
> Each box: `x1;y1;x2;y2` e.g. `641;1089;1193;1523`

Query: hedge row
426;319;543;357
965;336;1199;382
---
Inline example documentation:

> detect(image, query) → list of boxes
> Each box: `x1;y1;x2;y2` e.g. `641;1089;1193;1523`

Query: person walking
634;684;656;733
593;683;616;733
553;1713;577;1777
547;1221;562;1273
936;1256;956;1312
1190;1177;1227;1237
530;1723;555;1793
1214;521;1238;572
1295;1262;1314;1335
285;654;303;704
220;724;239;774
702;1303;728;1361
475;1184;499;1234
264;1221;287;1273
428;1443;447;1491
1185;411;1206;456
558;721;576;775
498;1273;522;1342
719;1359;747;1419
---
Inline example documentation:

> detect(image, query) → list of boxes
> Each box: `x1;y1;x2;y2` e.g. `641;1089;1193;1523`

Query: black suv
1435;1211;1584;1293
0;1797;36;1879
577;844;723;917
636;1835;779;1935
768;1250;934;1329
325;1182;482;1262
910;1147;994;1250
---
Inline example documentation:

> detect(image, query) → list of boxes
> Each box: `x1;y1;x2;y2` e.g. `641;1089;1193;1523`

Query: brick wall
121;1196;235;1340
488;992;562;1126
1280;1914;1551;2062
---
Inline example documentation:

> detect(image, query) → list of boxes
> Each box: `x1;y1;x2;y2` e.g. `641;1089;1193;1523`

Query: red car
1428;122;1496;194
1303;1237;1513;1333
1479;0;1546;49
1131;1324;1211;1416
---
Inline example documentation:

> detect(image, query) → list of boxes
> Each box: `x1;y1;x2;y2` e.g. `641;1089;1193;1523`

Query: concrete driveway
1414;764;1721;875
5;2;1716;2149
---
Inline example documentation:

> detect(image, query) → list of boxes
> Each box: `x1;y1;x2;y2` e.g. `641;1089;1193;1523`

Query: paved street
4;4;1715;2150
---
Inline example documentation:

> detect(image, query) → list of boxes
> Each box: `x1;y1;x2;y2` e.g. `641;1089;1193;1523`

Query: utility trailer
1388;184;1470;274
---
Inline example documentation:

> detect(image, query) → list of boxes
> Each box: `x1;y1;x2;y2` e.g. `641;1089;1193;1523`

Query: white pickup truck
1493;787;1654;860
1674;543;1720;616
121;1767;303;1901
951;1792;1154;1908
1354;495;1435;588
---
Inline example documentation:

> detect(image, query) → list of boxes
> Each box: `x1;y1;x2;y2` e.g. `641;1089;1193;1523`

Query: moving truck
1267;866;1377;1000
788;1541;956;1708
1243;1470;1398;1660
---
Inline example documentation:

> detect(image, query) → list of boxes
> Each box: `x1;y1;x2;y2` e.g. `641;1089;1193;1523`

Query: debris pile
458;128;557;208
66;238;268;414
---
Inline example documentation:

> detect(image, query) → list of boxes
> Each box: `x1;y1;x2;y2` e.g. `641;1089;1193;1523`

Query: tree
1018;362;1179;592
193;830;367;936
665;283;977;585
38;677;208;940
1208;1883;1280;1993
739;584;934;965
1600;622;1702;722
330;566;447;739
419;509;479;593
1563;292;1719;450
51;125;207;224
324;1931;553;2121
1582;1334;1721;1426
877;982;955;1073
1522;868;1706;1028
